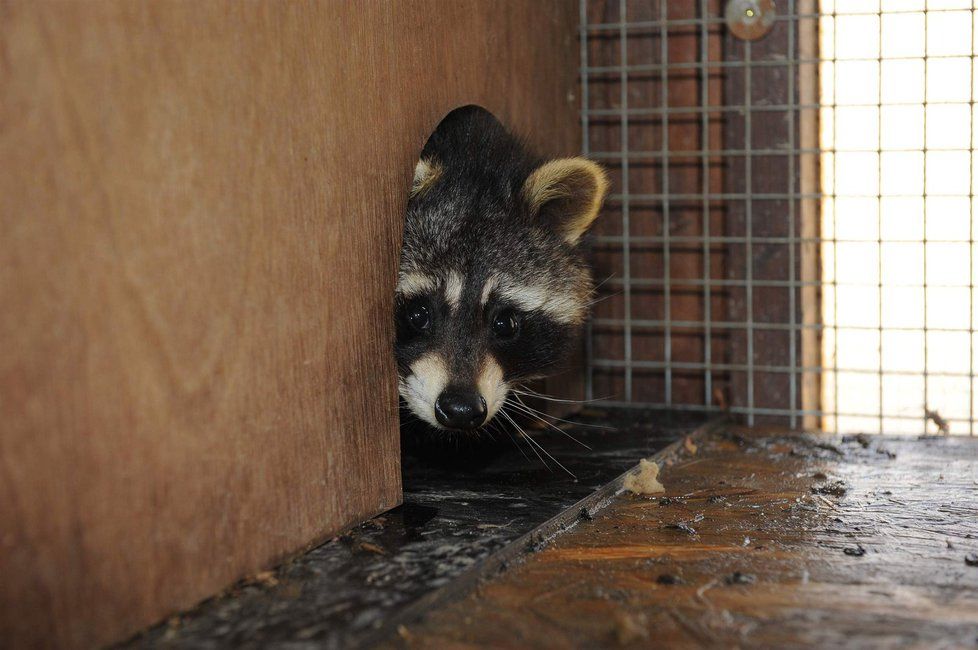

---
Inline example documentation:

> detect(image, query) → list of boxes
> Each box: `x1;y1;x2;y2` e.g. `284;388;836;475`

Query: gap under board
125;408;707;648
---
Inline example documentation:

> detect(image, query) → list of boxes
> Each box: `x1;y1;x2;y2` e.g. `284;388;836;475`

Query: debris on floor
622;459;665;495
392;427;978;648
123;410;705;648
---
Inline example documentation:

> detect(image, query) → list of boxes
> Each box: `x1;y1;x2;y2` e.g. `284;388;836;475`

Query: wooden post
798;0;822;431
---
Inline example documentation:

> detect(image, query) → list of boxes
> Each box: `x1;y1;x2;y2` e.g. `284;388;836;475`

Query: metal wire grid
580;0;978;435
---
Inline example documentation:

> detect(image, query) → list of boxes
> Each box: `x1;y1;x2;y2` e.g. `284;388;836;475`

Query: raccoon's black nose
434;389;487;429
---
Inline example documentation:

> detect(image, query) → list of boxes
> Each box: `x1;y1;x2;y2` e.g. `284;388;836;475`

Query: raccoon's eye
404;299;431;334
491;309;521;339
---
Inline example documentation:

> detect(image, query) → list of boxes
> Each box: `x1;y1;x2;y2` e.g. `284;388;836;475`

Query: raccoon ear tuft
523;157;608;245
411;157;443;197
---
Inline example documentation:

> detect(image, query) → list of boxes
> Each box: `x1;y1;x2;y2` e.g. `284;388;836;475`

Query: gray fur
394;106;605;433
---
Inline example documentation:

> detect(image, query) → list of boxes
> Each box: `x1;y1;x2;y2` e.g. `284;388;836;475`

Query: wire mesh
580;0;978;435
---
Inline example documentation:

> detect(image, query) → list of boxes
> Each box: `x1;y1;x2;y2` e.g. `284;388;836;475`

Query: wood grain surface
0;2;578;647
393;427;978;648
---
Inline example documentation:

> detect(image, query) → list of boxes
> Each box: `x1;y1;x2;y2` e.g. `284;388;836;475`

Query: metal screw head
725;0;776;41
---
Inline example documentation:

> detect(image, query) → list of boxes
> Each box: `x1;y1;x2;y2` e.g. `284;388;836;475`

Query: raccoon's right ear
523;158;609;245
411;157;443;197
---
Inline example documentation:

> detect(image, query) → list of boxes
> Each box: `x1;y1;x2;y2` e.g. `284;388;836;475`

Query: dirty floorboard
391;428;978;648
127;409;704;648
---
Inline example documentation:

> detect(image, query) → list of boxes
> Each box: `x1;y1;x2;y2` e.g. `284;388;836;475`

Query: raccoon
395;106;607;434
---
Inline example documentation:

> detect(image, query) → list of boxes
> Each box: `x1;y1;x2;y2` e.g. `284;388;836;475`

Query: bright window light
820;0;977;434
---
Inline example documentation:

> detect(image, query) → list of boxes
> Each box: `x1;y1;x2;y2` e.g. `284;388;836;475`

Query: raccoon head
394;106;607;432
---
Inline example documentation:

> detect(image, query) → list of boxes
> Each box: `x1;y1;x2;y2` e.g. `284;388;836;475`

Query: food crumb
726;571;756;585
397;624;413;641
844;544;866;557
253;571;278;587
665;521;697;536
356;541;386;555
623;459;665;495
656;574;682;585
811;480;848;497
614;611;649;645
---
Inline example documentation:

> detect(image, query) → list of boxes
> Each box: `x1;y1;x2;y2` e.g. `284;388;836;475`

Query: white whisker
491;418;531;463
585;289;622;308
500;410;550;471
507;391;614;431
593;272;616;291
503;406;576;479
504;399;592;451
510;386;609;405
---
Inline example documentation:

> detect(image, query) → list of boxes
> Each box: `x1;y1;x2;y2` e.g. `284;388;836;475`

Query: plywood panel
0;2;578;647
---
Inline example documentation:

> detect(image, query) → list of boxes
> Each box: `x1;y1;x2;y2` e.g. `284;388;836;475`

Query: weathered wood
798;1;822;431
394;428;978;647
0;3;578;648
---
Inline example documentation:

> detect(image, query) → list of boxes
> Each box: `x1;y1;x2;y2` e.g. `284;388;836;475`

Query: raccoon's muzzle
433;387;487;429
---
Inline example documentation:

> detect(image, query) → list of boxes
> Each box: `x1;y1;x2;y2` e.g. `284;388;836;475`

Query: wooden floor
390;426;978;648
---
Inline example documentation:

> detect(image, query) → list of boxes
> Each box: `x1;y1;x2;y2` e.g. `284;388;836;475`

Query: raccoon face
394;107;607;432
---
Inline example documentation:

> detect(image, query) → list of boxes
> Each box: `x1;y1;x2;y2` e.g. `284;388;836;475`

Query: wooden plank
0;3;578;648
393;428;978;647
798;1;822;431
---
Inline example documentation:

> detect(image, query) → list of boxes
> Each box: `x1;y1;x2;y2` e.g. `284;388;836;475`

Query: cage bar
581;0;978;435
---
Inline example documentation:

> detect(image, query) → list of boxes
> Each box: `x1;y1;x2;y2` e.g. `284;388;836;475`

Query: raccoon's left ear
522;157;609;245
411;157;443;197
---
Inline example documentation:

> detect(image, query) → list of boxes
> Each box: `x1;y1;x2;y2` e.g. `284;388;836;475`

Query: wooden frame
0;3;578;647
